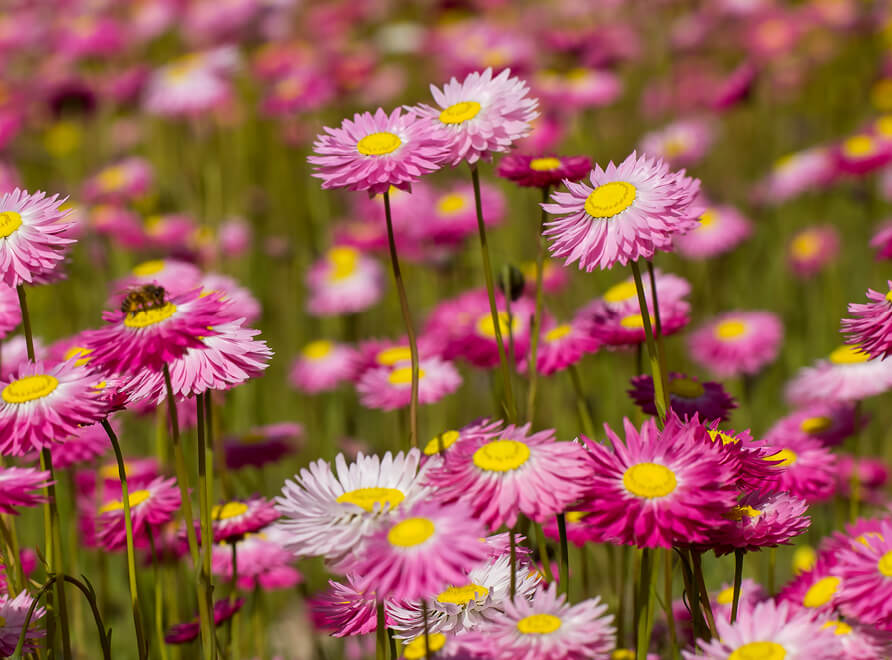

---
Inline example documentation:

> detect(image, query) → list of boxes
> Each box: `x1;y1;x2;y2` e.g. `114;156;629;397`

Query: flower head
842;281;892;359
356;356;462;411
309;574;378;637
523;320;600;376
0;467;49;514
764;403;862;449
834;518;892;630
688;311;783;378
785;344;892;405
290;339;357;394
715;491;810;555
165;598;244;644
96;476;180;551
497;154;592;189
759;434;836;503
306;245;385;317
674;204;753;260
629;373;737;423
788;225;839;278
0;591;45;656
223;422;301;470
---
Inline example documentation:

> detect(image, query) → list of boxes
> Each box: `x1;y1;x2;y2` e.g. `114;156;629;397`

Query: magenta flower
534;67;622;110
412;68;538;166
842;281;892;358
523;320;600;376
223;422;301;471
629;373;737;423
759;434;836;503
211;527;301;591
674;204;752;260
764;403;862;448
788;225;839;278
581;415;739;548
755;147;835;204
82;157;153;204
870;221;892;260
688;310;783;378
425;422;590;530
834;519;892;631
111;259;202;300
714;491;810;555
0;467;49;514
496;154;592;189
305;246;385;317
639;117;714;168
96;476;180;551
541;152;703;271
209;496;279;543
165;598;244;644
308;108;446;194
421;181;506;245
0;284;20;339
0;591;45;656
309;574;379;637
834;133;892;175
0;189;75;287
777;556;843;617
347;501;488;601
289;339;357;394
0;359;106;456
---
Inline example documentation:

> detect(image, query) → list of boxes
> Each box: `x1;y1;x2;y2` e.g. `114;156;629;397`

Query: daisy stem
568;365;597;440
422;599;431;660
534;524;554;583
388;628;397;659
148;535;169;660
731;549;744;624
849;403;862;522
663;549;679;660
634;548;656;660
629;262;668;425
163;366;213;660
509;529;517;600
15;285;35;364
645;260;671;414
677;548;704;640
0;515;22;595
526;186;551;423
556;513;570;597
382;189;420;448
375;601;387;660
101;418;148;660
470;163;517;424
196;392;218;659
691;551;716;639
230;541;239;660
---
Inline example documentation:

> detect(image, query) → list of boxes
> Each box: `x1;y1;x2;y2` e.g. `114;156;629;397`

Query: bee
120;284;167;315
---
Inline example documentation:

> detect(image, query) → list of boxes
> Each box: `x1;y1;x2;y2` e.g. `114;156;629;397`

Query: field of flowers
2;0;892;659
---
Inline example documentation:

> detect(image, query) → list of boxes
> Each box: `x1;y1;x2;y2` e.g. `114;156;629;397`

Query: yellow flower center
699;209;717;228
529;157;562;171
98;167;126;192
403;633;446;659
828;344;869;365
886;289;892;304
842;134;876;158
878;551;892;577
875;115;892;138
423;430;460;455
211;501;248;520
516;613;562;635
124;303;177;328
545;324;572;342
388;366;424;385
356;132;402;156
620;314;646;329
436;193;467;215
328;246;359;280
2;375;59;404
715;319;747;340
100;462;131;480
302;340;333;360
476;312;515;339
584;181;637;219
0;211;22;238
856;532;884;548
792;545;816;574
611;651;635;660
603;280;638;303
337;487;405;513
132;259;165;277
377;346;412;365
64;346;93;367
669;378;705;399
436;583;489;605
44;120;82;156
439;101;481;124
726;505;762;521
766;448;797;467
387;517;435;548
728;641;786;660
822;620;853;636
708;430;739;446
566;511;587;523
803;576;840;608
791;233;819;259
99;489;151;514
473;439;531;472
717;586;734;605
800;416;832;434
623;462;677;498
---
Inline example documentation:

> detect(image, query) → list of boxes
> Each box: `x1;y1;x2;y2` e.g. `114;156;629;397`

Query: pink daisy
582;269;692;317
0;591;45;656
674;204;753;259
460;583;614;660
0;467;49;514
688;311;783;378
580;415;739;548
785;344;892;405
198;273;261;324
524;320;600;376
0;189;75;287
788;225;839;278
710;579;767;626
145;215;196;251
759;434;837;503
346;500;488;601
755;147;835;204
211;528;300;591
208;496;279;543
534;67;622;110
835;455;889;502
223;422;301;471
46;417;111;469
289;339;357;394
541;152;703;271
425;422;590;530
777;556;844;616
704;423;777;490
306;246;385;316
497;154;593;189
356;356;462;411
842;281;892;358
629;373;737;422
834;133;892;175
639;117;714;168
308;108;445;194
589;299;690;348
82;157;153;204
96;476;180;551
111;259;202;299
683;599;843;660
452;296;537;369
422;181;505;246
309;574;378;637
870;221;892;260
165;598;244;644
412;68;538;166
764;403;862;448
834;519;892;630
84;287;230;377
420;419;504;463
0;283;20;339
715;491;810;555
0;359;106;456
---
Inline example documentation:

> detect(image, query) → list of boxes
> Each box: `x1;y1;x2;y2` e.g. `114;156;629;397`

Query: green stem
692;551;716;639
148;535;169;660
470;163;517;423
383;190;420;448
163;366;212;658
645;260;671;413
617;546;629;646
731;549;745;624
197;393;217;659
101;419;147;659
375;601;387;660
15;285;34;363
526;186;550;422
556;514;570;597
568;365;597;440
630;262;668;424
230;541;239;660
849;402;862;522
677;549;704;640
534;524;554;583
664;548;678;660
0;515;23;596
635;549;656;660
